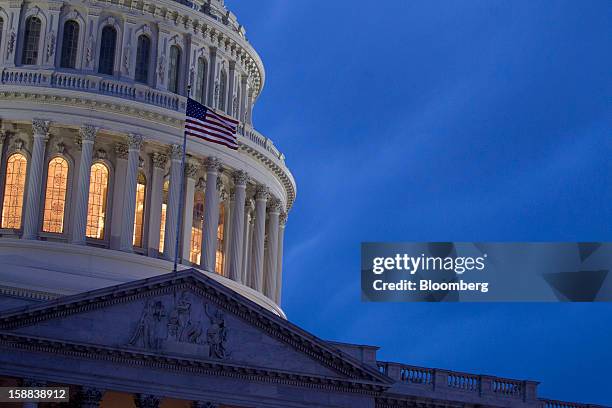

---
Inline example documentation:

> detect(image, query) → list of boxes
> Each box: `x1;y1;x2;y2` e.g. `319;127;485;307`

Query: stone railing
0;67;287;167
377;362;607;408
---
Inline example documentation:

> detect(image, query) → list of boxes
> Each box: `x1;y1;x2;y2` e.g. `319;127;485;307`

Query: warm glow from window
1;153;28;229
190;191;205;264
159;180;169;253
86;163;109;239
215;204;225;275
133;173;146;248
42;157;69;233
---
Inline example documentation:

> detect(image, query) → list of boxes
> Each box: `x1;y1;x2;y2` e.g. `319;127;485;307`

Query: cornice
0;331;386;395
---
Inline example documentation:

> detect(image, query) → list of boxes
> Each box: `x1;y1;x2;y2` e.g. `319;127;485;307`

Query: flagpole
173;85;191;274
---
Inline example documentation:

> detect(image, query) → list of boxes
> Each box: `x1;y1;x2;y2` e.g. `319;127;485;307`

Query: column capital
255;184;270;201
170;143;183;161
79;124;98;142
32;119;51;138
196;177;206;191
268;197;283;214
152;152;168;169
127;133;144;150
134;394;161;408
21;378;46;387
204;156;221;173
185;159;200;179
115;142;129;160
192;402;219;408
0;129;7;143
233;169;249;186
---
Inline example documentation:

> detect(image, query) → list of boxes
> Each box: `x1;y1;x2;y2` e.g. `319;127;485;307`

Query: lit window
60;20;79;69
159;180;169;253
133;172;146;248
85;163;109;239
168;45;181;94
135;35;151;84
22;16;42;65
1;153;28;229
215;204;225;274
190;191;205;264
195;57;207;104
219;69;227;111
42;157;69;233
98;25;117;75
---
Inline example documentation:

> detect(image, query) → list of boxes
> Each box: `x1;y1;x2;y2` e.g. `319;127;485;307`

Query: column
110;143;128;249
239;76;248;122
0;130;6;167
228;170;248;282
22;120;50;240
78;386;104;408
221;188;232;276
275;212;287;304
251;185;269;291
181;159;199;263
264;198;281;299
163;144;183;261
134;394;160;408
147;152;167;256
71;125;98;245
119;134;143;252
206;47;217;106
22;378;46;408
241;199;253;285
227;61;236;115
246;89;254;126
201;157;221;272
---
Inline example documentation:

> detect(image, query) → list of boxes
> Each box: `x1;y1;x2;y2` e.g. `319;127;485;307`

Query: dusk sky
229;1;611;405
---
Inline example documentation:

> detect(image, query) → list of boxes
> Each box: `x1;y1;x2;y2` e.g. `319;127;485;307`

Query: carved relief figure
205;304;229;359
129;300;168;350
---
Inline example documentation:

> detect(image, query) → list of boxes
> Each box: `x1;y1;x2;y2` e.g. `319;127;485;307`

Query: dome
0;0;295;316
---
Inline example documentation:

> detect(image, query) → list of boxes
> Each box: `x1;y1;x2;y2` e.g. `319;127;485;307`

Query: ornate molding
185;159;200;179
280;212;288;227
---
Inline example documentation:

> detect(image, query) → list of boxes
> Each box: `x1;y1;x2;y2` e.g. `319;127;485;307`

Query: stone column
78;386;104;408
134;394;160;408
251;185;269;291
119;134;143;252
221;188;232;276
241;199;253;285
227;61;236;115
110;143;128;249
264;198;281;299
181;159;199;263
147;152;167;256
239;75;248;122
228;170;248;282
22;120;50;240
0;130;6;168
275;212;287;304
163;144;184;261
206;47;217;106
71;125;98;245
246;89;254;125
201;157;221;272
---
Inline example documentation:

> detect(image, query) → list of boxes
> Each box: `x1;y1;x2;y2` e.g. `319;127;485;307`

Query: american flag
185;98;239;150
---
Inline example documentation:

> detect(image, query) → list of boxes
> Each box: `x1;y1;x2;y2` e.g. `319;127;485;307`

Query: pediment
0;269;391;392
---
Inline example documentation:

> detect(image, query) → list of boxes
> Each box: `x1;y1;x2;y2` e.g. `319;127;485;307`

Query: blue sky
228;1;612;404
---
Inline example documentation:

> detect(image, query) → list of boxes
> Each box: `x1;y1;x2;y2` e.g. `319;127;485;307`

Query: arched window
1;153;28;229
134;34;151;84
42;157;69;234
98;25;117;75
85;163;109;239
22;16;42;65
218;69;227;111
168;45;181;94
133;172;146;248
195;57;207;104
215;204;225;274
190;190;205;264
60;20;79;69
159;180;169;253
